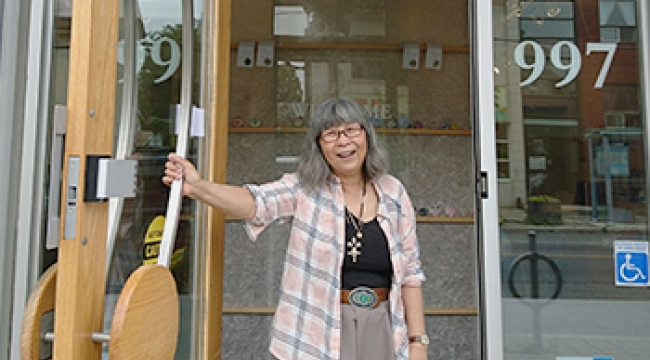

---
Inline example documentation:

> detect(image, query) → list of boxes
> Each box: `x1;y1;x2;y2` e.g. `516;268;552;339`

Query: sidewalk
503;299;650;360
499;206;648;232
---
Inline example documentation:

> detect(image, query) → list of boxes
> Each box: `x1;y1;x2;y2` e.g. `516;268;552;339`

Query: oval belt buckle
348;287;378;309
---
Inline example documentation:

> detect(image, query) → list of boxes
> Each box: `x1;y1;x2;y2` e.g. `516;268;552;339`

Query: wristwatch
409;334;430;345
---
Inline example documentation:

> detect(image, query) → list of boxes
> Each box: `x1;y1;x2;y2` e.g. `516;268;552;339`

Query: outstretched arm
162;153;256;221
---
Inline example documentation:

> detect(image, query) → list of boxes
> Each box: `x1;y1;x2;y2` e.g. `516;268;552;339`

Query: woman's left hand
409;343;428;360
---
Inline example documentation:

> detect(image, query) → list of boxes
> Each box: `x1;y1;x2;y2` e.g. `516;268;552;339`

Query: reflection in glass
498;161;511;180
495;0;649;358
497;143;509;159
496;123;509;140
107;1;203;359
520;2;574;19
520;20;574;39
274;2;387;40
274;6;310;36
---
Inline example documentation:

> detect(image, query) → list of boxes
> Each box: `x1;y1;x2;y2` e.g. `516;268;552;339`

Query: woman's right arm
162;153;256;221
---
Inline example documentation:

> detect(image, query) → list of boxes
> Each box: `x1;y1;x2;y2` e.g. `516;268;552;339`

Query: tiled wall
223;135;478;359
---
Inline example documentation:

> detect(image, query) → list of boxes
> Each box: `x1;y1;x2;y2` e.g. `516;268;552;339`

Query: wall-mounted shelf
417;216;474;224
230;127;306;134
380;128;471;136
223;306;477;316
229;127;472;136
231;42;470;54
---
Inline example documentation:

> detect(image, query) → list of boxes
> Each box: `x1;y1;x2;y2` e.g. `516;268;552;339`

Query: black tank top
341;208;393;290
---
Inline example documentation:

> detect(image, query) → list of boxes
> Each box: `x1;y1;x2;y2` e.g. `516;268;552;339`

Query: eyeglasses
320;125;365;143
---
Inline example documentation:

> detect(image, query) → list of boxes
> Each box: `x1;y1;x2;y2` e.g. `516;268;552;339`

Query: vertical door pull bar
158;0;194;268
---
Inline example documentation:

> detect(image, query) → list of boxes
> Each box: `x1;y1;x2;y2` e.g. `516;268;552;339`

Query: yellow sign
143;215;165;265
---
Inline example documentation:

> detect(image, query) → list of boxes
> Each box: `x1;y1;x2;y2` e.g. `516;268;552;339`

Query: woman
163;97;428;360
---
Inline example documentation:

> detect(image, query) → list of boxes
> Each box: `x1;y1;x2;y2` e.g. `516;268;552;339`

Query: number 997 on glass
514;41;617;89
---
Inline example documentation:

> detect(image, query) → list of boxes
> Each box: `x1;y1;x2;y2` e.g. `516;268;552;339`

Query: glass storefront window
599;1;638;42
497;123;511;179
494;0;650;358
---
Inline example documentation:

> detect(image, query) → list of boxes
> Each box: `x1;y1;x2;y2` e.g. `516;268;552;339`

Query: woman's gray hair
297;97;389;190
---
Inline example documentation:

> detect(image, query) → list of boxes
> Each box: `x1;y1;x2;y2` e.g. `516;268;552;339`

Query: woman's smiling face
318;123;367;178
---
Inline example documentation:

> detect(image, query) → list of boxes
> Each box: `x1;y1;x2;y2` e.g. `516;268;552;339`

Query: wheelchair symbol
619;253;646;282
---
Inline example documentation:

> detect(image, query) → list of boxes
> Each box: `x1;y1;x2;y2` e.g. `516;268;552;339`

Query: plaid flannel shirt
244;173;425;360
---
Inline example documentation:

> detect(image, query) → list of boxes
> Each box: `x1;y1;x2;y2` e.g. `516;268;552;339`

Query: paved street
499;208;650;359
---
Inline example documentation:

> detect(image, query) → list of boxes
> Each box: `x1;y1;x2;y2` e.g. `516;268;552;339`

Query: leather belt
341;287;389;309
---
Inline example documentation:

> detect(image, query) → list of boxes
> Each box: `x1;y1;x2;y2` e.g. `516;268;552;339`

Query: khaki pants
340;301;394;360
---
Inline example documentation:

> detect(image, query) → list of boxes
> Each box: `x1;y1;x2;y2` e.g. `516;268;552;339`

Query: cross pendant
347;237;362;262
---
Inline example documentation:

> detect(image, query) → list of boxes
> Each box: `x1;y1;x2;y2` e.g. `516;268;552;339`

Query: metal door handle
158;0;194;268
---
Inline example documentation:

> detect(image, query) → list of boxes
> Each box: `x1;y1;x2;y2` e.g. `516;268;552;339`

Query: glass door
47;1;205;359
105;1;204;359
488;1;650;359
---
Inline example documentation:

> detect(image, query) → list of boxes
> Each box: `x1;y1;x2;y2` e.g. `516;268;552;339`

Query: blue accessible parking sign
614;241;649;286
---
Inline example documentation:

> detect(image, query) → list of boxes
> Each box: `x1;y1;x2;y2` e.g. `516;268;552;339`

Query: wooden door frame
53;0;120;359
202;0;231;359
